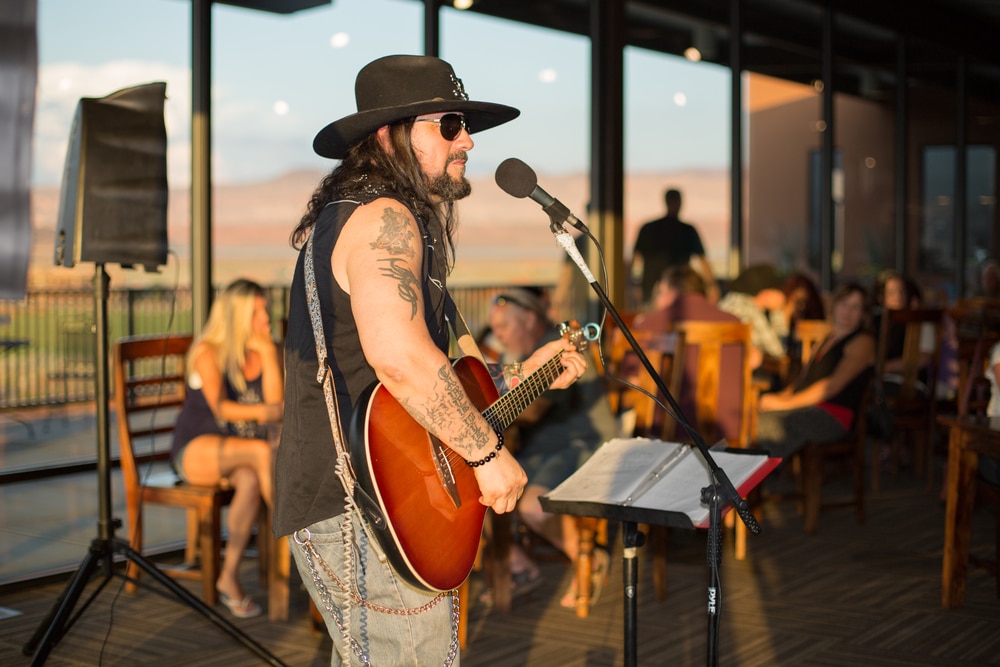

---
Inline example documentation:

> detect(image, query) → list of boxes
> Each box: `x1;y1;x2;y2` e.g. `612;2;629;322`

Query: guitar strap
303;224;480;500
304;225;359;505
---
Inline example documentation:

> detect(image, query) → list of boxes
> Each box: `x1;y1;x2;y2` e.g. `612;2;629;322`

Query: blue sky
34;0;731;187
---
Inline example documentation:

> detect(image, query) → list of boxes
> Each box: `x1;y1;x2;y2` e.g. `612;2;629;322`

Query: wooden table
939;414;1000;608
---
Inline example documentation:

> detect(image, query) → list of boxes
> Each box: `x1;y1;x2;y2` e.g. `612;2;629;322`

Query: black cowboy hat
313;54;520;159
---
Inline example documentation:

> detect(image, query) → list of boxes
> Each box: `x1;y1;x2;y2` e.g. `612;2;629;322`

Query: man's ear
376;125;392;153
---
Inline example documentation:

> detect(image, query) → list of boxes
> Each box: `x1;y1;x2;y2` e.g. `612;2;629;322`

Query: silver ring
293;528;311;545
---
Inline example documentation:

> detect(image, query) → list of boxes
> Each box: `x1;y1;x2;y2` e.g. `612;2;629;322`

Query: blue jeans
290;512;459;666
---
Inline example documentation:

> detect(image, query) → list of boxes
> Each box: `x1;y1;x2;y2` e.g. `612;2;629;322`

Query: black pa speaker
54;82;168;271
0;0;37;301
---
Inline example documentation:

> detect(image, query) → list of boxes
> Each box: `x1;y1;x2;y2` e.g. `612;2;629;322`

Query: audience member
781;272;826;328
488;287;618;608
632;265;748;444
974;258;1000;299
718;264;788;372
981;340;1000;485
629;188;719;308
873;270;936;394
170;278;283;619
755;283;875;460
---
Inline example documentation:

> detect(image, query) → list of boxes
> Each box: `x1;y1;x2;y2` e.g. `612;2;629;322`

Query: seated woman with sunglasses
486;287;618;608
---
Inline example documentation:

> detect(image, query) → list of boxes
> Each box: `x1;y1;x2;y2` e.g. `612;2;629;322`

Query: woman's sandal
219;592;263;619
560;549;610;609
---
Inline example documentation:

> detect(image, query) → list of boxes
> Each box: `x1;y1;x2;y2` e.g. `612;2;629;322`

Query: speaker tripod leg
24;538;107;664
116;538;287;667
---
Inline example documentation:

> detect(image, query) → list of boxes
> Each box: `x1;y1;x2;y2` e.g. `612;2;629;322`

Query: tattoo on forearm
378;258;419;318
399;366;490;457
370;208;416;258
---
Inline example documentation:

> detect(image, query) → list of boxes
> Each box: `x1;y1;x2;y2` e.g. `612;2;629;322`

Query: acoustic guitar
349;323;587;592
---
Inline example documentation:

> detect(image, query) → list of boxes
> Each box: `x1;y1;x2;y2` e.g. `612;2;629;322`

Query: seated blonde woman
170;278;283;618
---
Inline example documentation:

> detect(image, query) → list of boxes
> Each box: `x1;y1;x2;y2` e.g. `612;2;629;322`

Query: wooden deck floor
1;471;998;666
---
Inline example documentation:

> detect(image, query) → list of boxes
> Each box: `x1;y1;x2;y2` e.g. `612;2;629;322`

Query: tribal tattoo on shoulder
378;258;420;319
371;207;420;318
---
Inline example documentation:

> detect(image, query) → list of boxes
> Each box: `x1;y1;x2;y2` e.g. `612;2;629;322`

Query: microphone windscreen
495;157;537;198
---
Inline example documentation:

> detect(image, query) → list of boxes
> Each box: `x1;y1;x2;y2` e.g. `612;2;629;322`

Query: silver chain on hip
295;529;460;667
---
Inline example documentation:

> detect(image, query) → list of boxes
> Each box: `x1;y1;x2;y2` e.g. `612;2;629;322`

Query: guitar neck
483;352;566;431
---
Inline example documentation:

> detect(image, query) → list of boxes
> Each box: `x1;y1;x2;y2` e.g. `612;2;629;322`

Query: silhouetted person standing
630;188;719;308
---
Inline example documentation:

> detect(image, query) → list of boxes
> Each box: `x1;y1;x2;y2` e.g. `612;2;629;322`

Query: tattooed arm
332;198;527;513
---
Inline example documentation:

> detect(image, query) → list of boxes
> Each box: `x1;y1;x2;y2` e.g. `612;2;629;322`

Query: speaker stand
22;264;287;667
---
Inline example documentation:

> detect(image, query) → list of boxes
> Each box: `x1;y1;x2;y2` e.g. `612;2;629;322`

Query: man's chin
429;173;472;201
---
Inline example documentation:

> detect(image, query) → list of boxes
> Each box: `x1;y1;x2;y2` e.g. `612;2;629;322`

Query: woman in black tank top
754;283;875;460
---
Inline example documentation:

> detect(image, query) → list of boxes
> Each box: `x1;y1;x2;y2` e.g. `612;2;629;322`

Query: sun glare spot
539;68;557;83
330;32;350;48
673;91;687;107
273;100;289;116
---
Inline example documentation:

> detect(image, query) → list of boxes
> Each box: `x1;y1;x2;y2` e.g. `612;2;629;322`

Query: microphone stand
548;219;761;667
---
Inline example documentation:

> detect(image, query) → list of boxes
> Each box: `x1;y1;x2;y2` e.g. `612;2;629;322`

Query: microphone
494;157;588;232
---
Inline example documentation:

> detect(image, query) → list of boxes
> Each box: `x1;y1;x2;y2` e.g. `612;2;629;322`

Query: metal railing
0;284;537;410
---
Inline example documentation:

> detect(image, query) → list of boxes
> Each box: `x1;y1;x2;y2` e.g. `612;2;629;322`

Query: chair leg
854;438;866;525
801;444;821;535
184;507;199;566
650;525;668;601
257;505;269;587
485;511;512;613
201;504;220;605
871;436;882;492
125;504;143;594
574;517;598;618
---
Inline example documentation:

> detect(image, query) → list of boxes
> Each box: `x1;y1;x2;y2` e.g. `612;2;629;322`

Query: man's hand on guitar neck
522;338;588;390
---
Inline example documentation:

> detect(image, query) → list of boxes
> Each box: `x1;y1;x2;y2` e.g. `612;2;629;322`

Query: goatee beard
427;152;472;201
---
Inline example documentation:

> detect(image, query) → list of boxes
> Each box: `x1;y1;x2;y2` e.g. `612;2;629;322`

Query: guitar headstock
557;320;601;352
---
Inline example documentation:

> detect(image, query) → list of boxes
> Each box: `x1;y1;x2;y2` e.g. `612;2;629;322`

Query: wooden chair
791;319;833;376
768;318;868;534
604;326;686;439
949;311;1000;596
621;321;754;601
796;377;871;534
872;308;944;491
601;326;686;603
113;334;238;605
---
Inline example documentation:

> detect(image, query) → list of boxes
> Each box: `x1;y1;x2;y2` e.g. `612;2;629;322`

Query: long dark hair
290;121;458;269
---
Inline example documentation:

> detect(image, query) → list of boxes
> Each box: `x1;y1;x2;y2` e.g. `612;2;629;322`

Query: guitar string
439;352;567;467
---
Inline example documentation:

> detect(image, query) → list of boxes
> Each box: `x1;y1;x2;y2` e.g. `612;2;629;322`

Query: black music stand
541;440;779;667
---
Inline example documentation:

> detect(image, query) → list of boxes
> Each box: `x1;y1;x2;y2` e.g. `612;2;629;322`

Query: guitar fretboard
482;352;567;431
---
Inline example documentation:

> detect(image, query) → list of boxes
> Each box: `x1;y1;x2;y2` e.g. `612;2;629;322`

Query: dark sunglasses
415;113;469;141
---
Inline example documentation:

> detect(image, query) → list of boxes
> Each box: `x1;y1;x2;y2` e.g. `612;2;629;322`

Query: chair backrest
785;319;833;385
950;301;1000;417
673;320;754;448
875;307;944;403
603;326;685;439
113;335;193;500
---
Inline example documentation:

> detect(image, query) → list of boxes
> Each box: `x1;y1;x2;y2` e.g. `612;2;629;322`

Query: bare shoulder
846;330;876;359
191;341;220;371
343;197;422;259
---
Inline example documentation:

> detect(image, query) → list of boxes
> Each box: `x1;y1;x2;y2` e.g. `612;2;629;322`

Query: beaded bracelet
465;429;505;468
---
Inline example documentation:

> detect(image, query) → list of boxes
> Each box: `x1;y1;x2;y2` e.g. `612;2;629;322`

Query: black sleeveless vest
273;198;451;537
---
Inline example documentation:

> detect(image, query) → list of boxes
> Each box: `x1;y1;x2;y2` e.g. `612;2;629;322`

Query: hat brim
313;100;520;159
